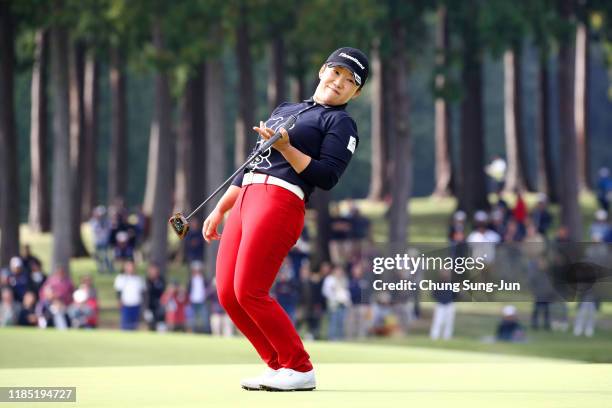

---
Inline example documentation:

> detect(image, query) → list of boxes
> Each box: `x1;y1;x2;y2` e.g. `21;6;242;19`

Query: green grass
1;328;611;408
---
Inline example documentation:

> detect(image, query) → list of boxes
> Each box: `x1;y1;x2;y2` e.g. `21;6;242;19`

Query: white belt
242;172;305;200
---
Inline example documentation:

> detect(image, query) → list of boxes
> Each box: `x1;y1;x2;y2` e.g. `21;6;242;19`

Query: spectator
68;284;99;329
184;220;205;264
346;261;371;339
590;210;609;242
7;257;32;303
430;270;456;340
17;291;37;327
523;223;550;331
512;189;528;236
485;154;506;192
298;261;326;340
273;259;300;325
322;265;351;340
573;294;598;337
329;205;352;263
0;287;20;326
39;266;74;307
596;167;612;211
21;245;41;273
347;202;370;257
467;211;501;263
28;260;47;299
186;261;209;333
36;285;70;329
161;281;188;332
504;219;524;243
90;206;114;274
207;278;234;337
144;262;166;331
289;226;311;281
489;209;507;238
531;194;553;237
448;210;467;242
114;261;145;331
496;305;525;342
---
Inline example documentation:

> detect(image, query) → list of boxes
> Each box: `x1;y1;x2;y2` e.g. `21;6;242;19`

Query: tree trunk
0;2;19;266
175;79;194;214
69;42;89;257
433;5;453;197
108;47;128;207
503;47;533;193
368;38;385;201
574;21;590;191
313;190;331;265
175;67;206;217
49;18;72;272
204;57;225;278
82;52;99;219
558;0;582;240
190;66;206;213
267;36;286;111
458;27;488;216
28;29;51;233
148;19;175;275
536;54;558;202
388;22;412;246
234;0;256;166
382;60;394;199
290;50;307;101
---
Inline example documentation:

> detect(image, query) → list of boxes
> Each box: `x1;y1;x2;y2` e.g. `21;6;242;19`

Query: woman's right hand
202;209;224;243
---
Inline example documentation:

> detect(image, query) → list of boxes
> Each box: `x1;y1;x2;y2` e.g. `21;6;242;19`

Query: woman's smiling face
313;64;361;106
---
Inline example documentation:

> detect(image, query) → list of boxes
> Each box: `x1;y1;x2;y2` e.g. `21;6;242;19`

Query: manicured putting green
1;329;610;407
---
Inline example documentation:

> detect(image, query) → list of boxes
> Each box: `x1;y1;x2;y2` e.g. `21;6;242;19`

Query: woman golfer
202;47;369;391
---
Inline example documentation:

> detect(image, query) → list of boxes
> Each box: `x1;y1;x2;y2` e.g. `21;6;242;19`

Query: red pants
216;182;313;372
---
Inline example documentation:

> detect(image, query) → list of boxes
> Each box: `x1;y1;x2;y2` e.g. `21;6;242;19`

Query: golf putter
169;114;298;239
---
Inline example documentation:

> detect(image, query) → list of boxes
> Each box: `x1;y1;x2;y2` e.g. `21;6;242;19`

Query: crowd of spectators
2;180;609;344
0;248;99;329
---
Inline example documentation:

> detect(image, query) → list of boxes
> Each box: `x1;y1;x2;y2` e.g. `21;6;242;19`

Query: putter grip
257;115;297;152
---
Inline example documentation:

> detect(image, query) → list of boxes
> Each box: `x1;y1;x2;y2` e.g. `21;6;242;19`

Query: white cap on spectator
10;257;23;270
502;305;517;317
453;210;466;222
474;210;488;223
595;209;608;221
73;288;88;303
94;205;106;217
537;193;548;203
491;209;503;221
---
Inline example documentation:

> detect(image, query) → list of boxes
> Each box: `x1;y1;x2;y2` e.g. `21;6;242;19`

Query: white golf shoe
240;367;280;391
260;368;316;391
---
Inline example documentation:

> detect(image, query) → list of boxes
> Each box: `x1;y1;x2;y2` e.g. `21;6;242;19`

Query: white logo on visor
347;136;357;154
339;53;365;70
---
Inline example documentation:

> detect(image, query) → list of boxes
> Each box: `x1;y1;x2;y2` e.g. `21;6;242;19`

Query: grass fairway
1;328;611;407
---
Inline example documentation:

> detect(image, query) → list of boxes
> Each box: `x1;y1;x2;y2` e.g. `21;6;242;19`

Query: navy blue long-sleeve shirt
231;98;359;201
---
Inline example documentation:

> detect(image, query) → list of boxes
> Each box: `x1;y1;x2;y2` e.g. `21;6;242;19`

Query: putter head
169;213;190;240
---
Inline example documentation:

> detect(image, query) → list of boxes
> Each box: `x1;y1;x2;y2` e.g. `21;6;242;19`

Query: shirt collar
303;96;348;110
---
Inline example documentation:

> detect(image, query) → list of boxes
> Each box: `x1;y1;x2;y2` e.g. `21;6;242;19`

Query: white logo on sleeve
347;136;357;154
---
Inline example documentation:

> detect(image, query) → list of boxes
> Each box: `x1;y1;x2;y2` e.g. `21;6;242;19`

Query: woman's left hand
253;121;290;152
